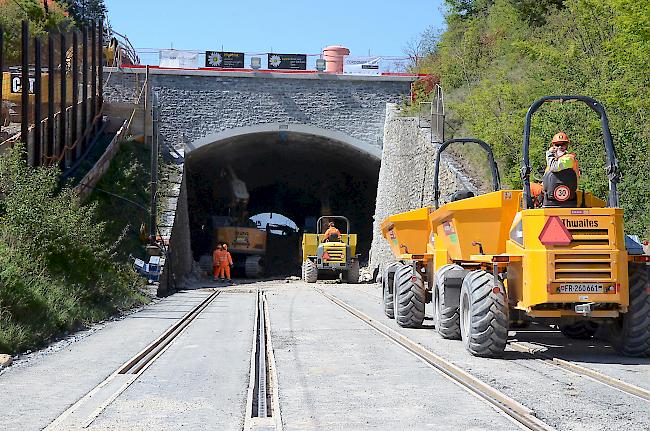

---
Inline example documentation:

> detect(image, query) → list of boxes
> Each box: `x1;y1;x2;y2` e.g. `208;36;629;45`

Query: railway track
336;284;650;406
46;287;284;430
244;290;282;431
314;286;555;431
46;290;222;430
508;341;650;403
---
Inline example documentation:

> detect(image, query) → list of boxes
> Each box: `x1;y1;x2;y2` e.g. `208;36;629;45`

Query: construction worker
532;131;580;206
323;221;341;242
545;131;580;177
212;244;223;281
218;243;234;283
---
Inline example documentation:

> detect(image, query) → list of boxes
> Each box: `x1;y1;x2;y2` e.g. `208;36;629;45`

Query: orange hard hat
552;131;570;144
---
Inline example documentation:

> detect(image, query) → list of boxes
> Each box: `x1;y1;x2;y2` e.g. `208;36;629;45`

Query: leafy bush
0;145;145;353
415;0;650;237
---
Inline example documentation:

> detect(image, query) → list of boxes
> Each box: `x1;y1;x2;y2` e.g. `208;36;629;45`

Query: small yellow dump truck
380;96;650;358
302;216;359;283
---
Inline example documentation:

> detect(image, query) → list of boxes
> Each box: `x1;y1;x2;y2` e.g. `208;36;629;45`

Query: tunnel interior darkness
186;130;380;275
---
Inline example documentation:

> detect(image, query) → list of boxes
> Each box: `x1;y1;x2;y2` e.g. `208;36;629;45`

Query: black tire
302;259;317;283
245;255;263;278
393;264;426;328
346;259;360;284
434;264;463;339
609;263;650;357
460;270;509;358
560;321;598;339
382;263;399;319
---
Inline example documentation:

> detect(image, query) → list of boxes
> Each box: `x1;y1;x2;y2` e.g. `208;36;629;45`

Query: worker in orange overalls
212;244;223;281
322;221;342;242
218;243;234;284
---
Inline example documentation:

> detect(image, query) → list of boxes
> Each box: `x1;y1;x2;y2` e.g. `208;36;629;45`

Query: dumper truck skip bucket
380;207;431;260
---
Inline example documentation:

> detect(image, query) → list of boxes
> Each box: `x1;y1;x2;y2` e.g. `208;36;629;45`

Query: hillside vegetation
0;145;147;354
416;0;649;237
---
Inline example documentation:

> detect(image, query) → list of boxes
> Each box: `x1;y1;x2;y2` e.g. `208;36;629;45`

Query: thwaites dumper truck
302;216;360;283
380;96;650;358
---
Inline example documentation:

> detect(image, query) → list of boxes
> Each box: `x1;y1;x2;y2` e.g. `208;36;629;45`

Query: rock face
368;104;477;274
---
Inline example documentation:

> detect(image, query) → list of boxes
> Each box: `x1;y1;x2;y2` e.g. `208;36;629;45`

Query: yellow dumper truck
380;96;650;358
302;216;359;283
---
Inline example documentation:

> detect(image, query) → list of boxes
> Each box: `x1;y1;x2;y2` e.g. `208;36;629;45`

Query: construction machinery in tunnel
380;96;650;358
211;167;266;278
186;130;380;277
301;216;360;283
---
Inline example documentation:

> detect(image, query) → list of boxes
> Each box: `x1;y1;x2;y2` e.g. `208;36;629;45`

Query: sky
104;0;447;65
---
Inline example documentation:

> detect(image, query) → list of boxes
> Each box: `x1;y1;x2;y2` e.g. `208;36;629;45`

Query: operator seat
542;169;578;207
325;233;341;242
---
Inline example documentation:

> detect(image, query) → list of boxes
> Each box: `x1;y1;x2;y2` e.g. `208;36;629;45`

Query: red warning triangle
539;216;573;246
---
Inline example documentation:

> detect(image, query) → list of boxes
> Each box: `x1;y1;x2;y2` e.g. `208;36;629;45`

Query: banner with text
343;56;383;75
205;51;245;68
267;53;307;70
159;49;198;69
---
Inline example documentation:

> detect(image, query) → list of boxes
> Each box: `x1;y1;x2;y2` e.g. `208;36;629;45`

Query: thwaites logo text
561;218;599;228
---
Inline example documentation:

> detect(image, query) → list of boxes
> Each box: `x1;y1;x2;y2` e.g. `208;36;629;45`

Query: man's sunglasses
552;142;568;147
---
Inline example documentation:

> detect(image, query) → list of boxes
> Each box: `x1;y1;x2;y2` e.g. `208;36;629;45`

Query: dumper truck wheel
559;321;598;339
346;259;360;284
302;259;318;283
609;263;650;357
245;255;264;278
382;263;399;319
434;264;463;339
460;270;509;358
393;264;426;328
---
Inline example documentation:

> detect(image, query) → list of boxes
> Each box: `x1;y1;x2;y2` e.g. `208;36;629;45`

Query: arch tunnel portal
185;124;381;276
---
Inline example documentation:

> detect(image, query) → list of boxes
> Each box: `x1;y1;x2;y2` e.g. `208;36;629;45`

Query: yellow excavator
213;167;265;278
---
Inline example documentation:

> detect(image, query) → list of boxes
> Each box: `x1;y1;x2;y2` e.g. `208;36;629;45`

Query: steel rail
118;290;221;375
335;285;650;405
46;290;221;430
314;286;555;431
508;341;650;403
257;290;269;418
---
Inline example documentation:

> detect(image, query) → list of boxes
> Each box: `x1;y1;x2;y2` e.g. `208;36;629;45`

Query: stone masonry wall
157;156;193;296
104;70;411;155
369;104;476;273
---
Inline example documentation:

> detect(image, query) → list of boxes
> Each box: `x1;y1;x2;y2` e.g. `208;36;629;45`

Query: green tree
0;0;72;64
57;0;107;26
415;0;650;237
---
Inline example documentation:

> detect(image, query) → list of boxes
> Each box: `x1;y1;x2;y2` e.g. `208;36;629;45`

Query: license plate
557;283;604;293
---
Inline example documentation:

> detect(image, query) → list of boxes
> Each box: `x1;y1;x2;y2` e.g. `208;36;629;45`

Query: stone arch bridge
103;67;416;291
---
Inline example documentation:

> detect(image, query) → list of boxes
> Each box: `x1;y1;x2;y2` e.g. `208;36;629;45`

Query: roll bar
433;138;501;209
521;95;619;209
317;216;350;235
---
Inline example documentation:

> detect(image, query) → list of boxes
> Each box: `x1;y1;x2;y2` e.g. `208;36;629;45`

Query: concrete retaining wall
368;104;475;273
